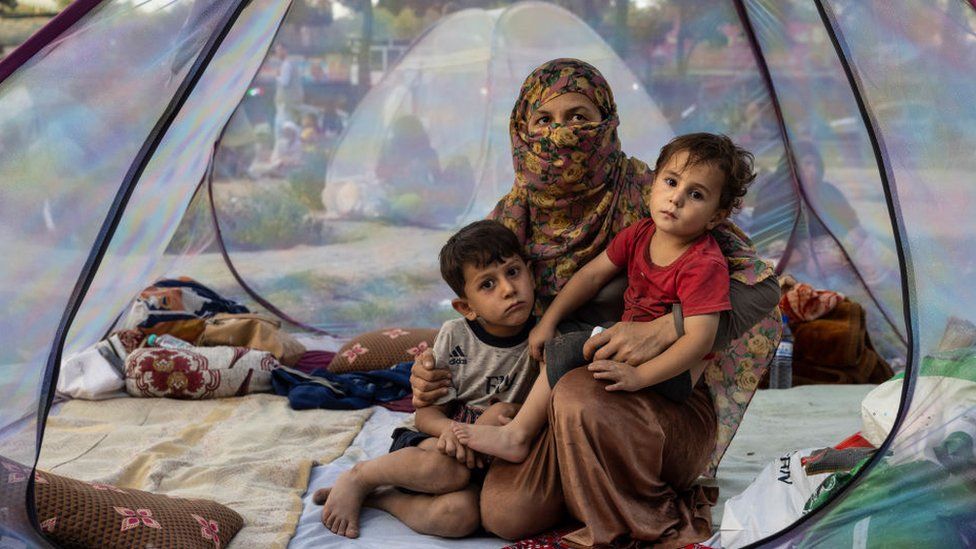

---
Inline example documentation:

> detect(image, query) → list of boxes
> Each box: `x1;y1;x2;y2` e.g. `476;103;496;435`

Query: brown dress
481;368;717;548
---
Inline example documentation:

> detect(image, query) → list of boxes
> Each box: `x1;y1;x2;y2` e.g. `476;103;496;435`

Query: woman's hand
587;359;645;392
528;322;557;362
582;316;679;366
410;349;451;408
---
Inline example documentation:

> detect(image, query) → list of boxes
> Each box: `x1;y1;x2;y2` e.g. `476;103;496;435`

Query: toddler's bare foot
317;465;372;538
452;422;531;463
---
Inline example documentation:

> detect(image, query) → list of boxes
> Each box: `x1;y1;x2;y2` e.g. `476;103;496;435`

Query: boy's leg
314;438;471;538
453;363;552;463
365;485;481;538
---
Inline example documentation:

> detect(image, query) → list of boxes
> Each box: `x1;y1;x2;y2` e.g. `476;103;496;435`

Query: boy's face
452;255;535;338
650;149;727;240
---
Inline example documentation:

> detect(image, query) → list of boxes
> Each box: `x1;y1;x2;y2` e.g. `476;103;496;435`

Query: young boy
455;133;755;463
314;219;539;539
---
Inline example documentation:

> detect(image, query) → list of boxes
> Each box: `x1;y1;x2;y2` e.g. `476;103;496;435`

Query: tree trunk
357;0;373;95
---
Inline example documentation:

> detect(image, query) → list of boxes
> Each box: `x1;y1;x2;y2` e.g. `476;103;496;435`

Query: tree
672;2;728;75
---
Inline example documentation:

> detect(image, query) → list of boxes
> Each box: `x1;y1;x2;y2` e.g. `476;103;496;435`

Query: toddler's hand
528;323;556;362
587;359;645;392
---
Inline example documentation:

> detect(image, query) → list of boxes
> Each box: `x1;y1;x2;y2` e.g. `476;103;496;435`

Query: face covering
491;58;653;297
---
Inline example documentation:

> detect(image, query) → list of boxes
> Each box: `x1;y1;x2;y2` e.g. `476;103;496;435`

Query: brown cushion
329;327;439;373
0;456;243;548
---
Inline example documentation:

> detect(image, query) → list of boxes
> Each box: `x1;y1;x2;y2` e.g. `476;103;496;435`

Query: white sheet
289;406;505;549
290;385;876;548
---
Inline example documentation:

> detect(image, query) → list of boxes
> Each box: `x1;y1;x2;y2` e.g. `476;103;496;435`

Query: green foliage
217;187;321;250
260;268;453;332
0;15;49;45
288;151;327;210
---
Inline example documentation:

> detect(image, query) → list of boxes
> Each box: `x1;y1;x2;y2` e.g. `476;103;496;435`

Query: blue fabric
271;361;413;410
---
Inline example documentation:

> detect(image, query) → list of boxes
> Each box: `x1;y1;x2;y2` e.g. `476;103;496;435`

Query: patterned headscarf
490;58;653;298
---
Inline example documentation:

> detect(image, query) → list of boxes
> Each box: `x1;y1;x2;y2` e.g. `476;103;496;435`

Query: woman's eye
535;116;550;126
571;113;587;122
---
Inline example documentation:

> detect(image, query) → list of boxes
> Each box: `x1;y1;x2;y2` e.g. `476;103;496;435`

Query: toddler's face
526;92;601;136
650;149;727;239
458;256;534;337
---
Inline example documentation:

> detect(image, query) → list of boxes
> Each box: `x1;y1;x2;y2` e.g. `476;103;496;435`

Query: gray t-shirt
432;317;538;411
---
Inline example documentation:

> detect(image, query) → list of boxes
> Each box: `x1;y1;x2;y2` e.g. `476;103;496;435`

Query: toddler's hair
654;133;756;212
440;220;524;298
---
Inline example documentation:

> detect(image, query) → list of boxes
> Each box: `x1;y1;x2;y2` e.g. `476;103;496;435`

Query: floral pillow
125;346;278;399
0;456;243;548
329;328;439;373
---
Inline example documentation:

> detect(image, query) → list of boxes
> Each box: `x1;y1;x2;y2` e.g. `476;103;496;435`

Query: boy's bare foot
452;422;531;463
315;465;372;538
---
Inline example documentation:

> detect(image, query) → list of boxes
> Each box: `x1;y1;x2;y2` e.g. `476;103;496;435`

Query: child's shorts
544;328;693;403
388;405;489;488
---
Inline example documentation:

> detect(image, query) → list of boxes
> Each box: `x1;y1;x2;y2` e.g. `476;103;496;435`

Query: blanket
33;394;371;548
790;299;893;385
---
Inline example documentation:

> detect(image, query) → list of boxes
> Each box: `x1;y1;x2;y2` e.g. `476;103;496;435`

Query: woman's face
526;92;602;136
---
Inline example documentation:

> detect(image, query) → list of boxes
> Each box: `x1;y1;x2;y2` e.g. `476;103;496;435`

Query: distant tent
2;0;976;546
323;3;672;228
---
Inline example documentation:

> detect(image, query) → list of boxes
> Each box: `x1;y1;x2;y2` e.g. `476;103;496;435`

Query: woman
412;59;780;547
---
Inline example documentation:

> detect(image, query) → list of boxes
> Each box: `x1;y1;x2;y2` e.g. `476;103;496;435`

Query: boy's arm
414;404;455;437
632;313;718;388
539;251;621;329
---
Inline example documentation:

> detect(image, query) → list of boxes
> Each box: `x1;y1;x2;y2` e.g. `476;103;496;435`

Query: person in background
273;43;304;143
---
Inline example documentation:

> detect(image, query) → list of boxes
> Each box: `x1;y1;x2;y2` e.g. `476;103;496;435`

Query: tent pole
31;0;254;538
0;0;103;84
732;0;907;350
744;2;921;546
730;0;803;276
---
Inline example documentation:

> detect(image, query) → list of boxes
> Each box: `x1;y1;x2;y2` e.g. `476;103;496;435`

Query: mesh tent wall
1;0;974;546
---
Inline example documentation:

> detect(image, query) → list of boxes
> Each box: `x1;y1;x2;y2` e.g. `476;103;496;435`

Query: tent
322;3;672;228
1;0;974;546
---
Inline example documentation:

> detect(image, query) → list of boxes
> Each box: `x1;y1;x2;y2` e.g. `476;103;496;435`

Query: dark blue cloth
271;361;413;410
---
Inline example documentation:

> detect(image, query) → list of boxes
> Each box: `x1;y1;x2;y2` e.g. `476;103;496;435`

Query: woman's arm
585;277;779;364
710;276;780;351
588;313;718;391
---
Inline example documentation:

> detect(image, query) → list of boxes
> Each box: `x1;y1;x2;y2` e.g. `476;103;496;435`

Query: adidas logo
448;345;467;366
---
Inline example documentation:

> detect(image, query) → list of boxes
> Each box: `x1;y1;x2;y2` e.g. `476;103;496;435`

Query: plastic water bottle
769;315;793;389
146;334;194;350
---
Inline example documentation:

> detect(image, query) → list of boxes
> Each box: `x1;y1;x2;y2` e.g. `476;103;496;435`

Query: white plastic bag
719;448;830;548
57;341;125;400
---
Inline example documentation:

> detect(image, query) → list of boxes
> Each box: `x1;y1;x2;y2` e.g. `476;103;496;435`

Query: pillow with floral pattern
329;328;438;373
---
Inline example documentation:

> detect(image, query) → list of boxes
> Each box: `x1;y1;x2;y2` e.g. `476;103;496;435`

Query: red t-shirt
606;219;731;322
